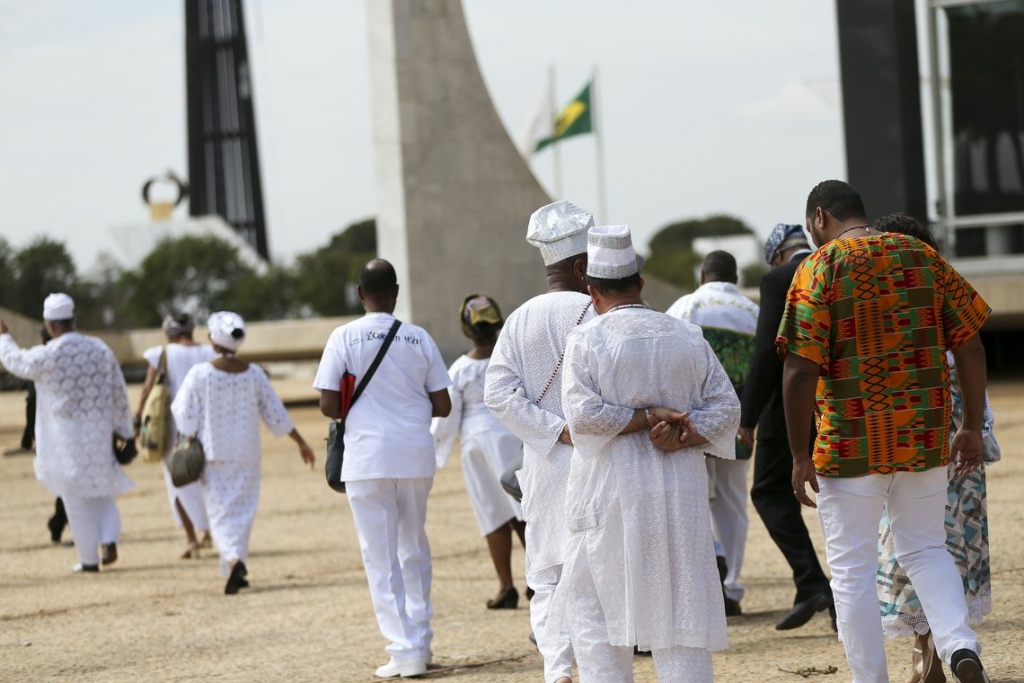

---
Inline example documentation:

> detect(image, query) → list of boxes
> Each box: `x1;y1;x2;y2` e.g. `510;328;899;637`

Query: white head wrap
587;225;638;279
42;293;75;321
207;311;246;352
526;200;595;266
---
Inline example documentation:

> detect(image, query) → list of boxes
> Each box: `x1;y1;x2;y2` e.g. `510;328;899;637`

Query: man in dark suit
739;223;834;631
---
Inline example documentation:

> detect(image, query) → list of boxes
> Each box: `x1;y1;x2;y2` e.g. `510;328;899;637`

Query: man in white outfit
0;293;135;573
559;225;740;682
666;250;759;616
315;259;452;679
484;201;686;683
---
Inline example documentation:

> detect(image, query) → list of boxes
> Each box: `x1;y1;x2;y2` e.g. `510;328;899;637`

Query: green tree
9;237;79;318
118;235;294;327
294;218;377;316
645;215;754;290
740;262;769;289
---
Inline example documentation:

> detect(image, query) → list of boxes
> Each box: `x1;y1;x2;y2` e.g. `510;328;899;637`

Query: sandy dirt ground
1;382;1022;682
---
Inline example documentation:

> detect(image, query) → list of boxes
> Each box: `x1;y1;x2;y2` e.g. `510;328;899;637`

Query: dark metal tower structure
185;0;269;259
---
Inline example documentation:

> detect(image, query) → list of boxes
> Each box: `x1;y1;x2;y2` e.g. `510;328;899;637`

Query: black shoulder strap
350;319;401;408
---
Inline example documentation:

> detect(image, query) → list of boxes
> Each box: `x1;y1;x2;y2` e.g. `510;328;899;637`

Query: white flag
516;84;553;158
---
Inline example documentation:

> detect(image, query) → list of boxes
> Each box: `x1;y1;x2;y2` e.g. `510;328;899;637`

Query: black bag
113;435;138;465
325;319;401;493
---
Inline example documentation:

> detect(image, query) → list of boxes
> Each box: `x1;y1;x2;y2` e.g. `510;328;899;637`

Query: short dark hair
359;259;398;297
806;180;867;222
586;272;642;297
874;212;939;251
701;250;738;283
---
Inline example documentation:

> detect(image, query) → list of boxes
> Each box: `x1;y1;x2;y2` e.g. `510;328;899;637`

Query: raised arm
0;328;46;382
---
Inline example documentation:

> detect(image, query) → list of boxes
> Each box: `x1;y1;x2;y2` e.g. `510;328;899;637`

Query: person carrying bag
325;319;401;493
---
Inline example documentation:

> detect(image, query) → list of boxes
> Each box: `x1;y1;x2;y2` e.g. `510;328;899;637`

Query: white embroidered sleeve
171;368;203;438
255;369;294;437
0;335;46;381
484;333;564;458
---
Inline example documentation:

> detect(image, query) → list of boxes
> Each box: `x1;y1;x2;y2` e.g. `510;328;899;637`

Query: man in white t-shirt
314;259;452;679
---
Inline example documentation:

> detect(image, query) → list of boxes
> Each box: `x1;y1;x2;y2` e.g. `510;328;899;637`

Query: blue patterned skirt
877;461;990;637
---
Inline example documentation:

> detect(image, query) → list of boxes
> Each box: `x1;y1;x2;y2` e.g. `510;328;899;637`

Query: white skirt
461;430;523;536
200;459;261;576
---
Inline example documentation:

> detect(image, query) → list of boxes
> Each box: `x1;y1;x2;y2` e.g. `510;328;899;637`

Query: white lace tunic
556;309;740;651
483;291;595;573
171;363;294;462
0;332;134;498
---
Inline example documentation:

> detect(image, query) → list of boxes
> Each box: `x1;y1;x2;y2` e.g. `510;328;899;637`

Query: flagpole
592;65;608;223
549;64;563;200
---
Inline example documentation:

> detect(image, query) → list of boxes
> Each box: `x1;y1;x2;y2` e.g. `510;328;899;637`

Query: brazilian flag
536;81;593;152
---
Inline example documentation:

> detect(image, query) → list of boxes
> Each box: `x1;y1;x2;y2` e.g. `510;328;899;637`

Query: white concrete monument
367;0;551;357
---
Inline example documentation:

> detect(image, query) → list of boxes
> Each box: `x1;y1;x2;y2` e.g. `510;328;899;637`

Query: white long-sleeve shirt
0;332;134;498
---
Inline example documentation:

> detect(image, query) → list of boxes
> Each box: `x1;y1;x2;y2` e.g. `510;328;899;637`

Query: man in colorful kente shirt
666;250;758;617
777;180;993;683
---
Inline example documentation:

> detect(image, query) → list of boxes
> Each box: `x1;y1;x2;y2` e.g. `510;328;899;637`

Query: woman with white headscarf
136;313;216;559
172;311;316;594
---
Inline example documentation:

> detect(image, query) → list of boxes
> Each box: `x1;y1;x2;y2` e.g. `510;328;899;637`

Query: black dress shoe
47;516;64;544
775;592;833;630
950;649;991;683
486;587;519;609
101;543;118;566
225;560;249;595
724;597;742;617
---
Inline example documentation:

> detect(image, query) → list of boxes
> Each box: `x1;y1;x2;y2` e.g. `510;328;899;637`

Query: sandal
487;586;519;609
181;541;201;560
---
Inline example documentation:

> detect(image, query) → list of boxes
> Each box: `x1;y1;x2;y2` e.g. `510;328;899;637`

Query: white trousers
347;477;434;662
568;549;713;683
62;494;120;566
709;458;749;602
817;469;979;683
527;562;574;682
162;461;209;531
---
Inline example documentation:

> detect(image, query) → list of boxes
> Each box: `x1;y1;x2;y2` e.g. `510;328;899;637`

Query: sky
0;0;847;274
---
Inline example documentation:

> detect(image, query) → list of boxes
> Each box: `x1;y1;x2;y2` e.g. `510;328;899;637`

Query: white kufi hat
207;311;247;352
587;225;639;279
526;200;595;266
42;293;75;321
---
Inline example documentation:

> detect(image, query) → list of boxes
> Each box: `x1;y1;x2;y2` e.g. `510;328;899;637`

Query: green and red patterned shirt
776;233;990;477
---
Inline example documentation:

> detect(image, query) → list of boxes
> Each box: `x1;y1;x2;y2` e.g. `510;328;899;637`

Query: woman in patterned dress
171;311;316;594
875;214;1000;683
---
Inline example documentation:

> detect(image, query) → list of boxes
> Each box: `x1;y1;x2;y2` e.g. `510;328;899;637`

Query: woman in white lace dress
432;295;526;609
171;311;316;594
136;313;216;559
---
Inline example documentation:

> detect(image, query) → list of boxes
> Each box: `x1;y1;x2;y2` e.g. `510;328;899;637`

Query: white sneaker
374;658;427;678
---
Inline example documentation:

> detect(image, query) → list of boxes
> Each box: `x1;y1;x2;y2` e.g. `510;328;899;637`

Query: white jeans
709;458;749;602
817;469;979;683
347;477;434;662
527;562;574;683
62;494;120;566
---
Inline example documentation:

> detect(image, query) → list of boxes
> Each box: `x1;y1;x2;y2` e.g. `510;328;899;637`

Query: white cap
42;293;75;321
587;225;638;279
207;311;246;352
526;200;595;266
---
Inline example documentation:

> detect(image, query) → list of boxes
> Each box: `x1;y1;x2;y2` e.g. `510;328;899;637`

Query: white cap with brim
526;200;595;266
207;311;247;352
42;293;75;321
587;225;638;279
